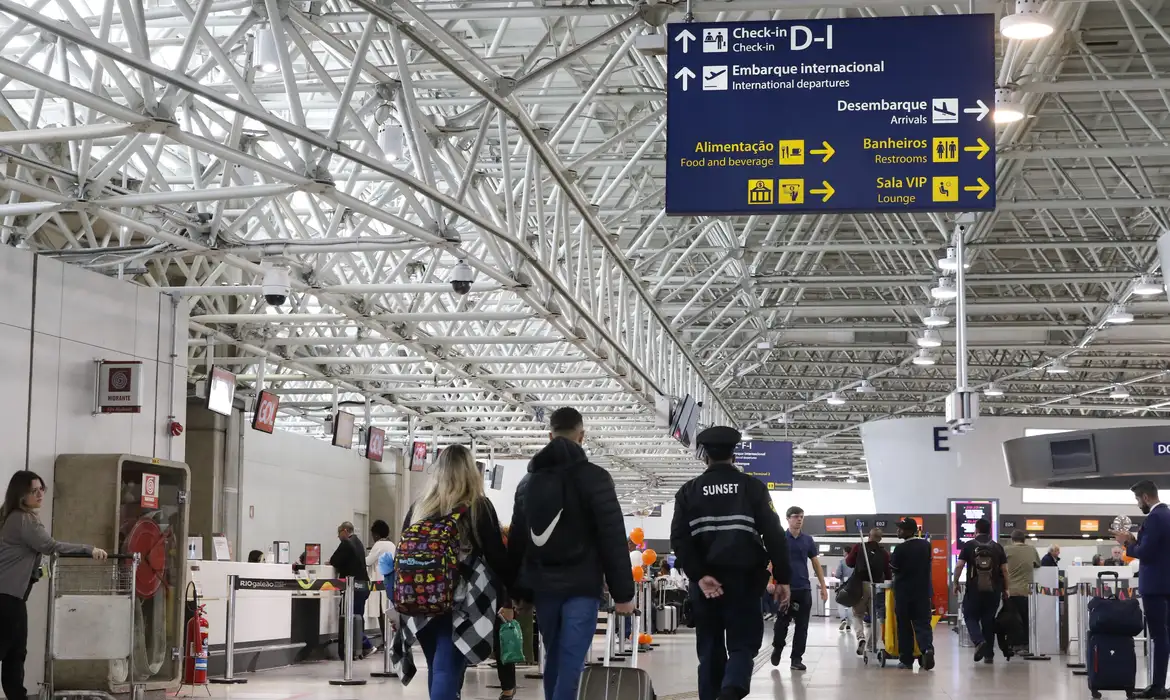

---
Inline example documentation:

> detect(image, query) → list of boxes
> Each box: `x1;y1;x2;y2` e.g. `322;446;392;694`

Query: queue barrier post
371;582;398;679
209;575;247;684
330;577;367;686
1023;582;1051;661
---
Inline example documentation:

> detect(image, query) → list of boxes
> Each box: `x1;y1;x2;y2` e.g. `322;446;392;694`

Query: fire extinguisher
183;583;209;685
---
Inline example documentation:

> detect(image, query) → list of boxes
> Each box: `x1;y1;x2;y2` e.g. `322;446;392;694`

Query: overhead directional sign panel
666;15;997;215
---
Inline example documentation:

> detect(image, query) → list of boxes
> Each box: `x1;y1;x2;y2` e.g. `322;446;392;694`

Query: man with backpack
509;407;635;700
845;528;890;655
952;518;1010;664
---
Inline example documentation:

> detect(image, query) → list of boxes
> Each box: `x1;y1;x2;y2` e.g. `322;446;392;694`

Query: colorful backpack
392;506;466;616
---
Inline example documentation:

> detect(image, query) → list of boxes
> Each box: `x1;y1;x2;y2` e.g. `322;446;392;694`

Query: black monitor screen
1050;437;1097;474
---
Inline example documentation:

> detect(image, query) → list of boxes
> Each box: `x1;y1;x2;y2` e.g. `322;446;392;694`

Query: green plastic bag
498;619;526;665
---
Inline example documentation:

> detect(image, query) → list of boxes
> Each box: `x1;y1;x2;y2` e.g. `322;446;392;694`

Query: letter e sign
932;426;950;452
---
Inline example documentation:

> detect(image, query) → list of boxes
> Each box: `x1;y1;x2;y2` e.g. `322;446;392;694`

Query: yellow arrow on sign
963;137;990;160
809;181;835;202
809;141;835;163
963;177;991;200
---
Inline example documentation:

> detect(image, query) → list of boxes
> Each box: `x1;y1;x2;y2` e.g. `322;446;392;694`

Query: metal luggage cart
41;553;141;700
852;531;889;667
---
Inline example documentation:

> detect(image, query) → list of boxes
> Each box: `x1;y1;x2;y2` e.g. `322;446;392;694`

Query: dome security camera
262;266;291;306
451;260;473;296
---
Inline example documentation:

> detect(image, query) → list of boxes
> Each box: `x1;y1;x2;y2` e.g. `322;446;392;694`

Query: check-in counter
188;561;382;674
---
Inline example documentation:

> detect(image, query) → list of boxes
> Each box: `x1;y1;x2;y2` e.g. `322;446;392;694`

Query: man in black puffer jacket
509;407;635;700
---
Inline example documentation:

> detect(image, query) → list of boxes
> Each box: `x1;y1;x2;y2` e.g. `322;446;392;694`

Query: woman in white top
366;520;396;644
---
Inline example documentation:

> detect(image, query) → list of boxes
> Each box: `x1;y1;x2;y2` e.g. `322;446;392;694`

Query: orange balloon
641;549;657;566
630;528;645;545
638;633;652;645
632;565;644;582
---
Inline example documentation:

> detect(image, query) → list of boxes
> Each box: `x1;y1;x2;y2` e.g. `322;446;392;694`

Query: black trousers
772;588;813;663
1009;595;1030;649
692;574;766;700
0;594;28;700
493;618;516;692
962;590;1000;654
894;590;934;664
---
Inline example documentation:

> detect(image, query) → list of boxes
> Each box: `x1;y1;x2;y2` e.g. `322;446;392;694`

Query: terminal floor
181;618;1142;700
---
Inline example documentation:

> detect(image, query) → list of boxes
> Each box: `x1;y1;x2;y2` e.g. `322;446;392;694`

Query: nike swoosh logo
531;510;563;547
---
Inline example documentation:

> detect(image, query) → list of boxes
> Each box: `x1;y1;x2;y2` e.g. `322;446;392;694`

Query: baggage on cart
42;553;141;700
1086;632;1137;699
578;611;654;700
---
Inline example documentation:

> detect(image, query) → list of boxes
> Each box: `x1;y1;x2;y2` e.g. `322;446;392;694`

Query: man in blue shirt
770;506;827;671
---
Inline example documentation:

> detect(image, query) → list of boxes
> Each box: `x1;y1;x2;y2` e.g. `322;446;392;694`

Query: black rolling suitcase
1086;631;1137;699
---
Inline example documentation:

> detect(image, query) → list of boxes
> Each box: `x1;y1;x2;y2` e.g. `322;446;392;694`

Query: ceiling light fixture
855;379;876;394
1105;305;1134;324
378;123;406;161
256;23;281;73
793;446;808;456
1047;360;1070;374
845;477;858;484
917;329;943;348
826;392;846;406
931;277;958;300
1109;385;1131;399
814;472;828;479
814;462;827;470
937;246;970;271
907;351;935;367
983;382;1004;397
1000;0;1055;40
1133;275;1163;296
994;87;1026;124
923;308;951;327
912;349;937;366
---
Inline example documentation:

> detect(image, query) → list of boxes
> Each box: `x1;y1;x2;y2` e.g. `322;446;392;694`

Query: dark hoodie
508;437;635;603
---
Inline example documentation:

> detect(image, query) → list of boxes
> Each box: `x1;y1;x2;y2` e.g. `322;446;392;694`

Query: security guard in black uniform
671;426;792;700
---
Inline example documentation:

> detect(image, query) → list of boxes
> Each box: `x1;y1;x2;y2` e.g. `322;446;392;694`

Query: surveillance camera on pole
262;266;291;306
451;260;473;296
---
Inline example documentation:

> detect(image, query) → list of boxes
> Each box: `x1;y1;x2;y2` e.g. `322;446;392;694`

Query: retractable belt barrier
209;575;386;685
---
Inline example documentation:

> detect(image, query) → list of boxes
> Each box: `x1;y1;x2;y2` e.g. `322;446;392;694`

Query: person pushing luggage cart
670;426;791;700
889;517;936;670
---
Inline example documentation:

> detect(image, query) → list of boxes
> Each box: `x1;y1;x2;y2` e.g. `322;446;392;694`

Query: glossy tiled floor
179;617;1146;700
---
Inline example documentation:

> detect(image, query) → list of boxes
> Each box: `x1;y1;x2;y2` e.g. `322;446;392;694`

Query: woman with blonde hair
391;445;513;700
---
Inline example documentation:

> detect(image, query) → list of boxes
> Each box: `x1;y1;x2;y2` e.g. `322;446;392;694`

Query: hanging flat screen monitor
251;390;279;433
332;410;356;449
1049;436;1098;475
366;427;385;462
207;367;236;416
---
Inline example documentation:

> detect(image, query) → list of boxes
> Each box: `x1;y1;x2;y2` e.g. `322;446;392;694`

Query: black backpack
972;544;996;592
523;466;587;564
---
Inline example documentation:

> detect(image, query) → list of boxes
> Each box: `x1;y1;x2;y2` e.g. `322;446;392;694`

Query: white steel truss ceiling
1;0;1168;505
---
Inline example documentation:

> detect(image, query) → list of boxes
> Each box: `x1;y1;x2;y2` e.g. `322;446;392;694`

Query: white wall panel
0;247;33;329
0;244;189;691
0;323;31;463
862;416;1166;516
33;256;64;337
240;428;371;559
58;262;138;355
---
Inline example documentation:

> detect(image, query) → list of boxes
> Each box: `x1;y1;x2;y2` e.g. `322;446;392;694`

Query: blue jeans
416;614;467;700
534;595;601;700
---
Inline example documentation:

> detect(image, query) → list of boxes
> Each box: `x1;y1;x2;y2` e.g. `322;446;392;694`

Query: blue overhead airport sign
734;440;794;491
666;14;996;215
